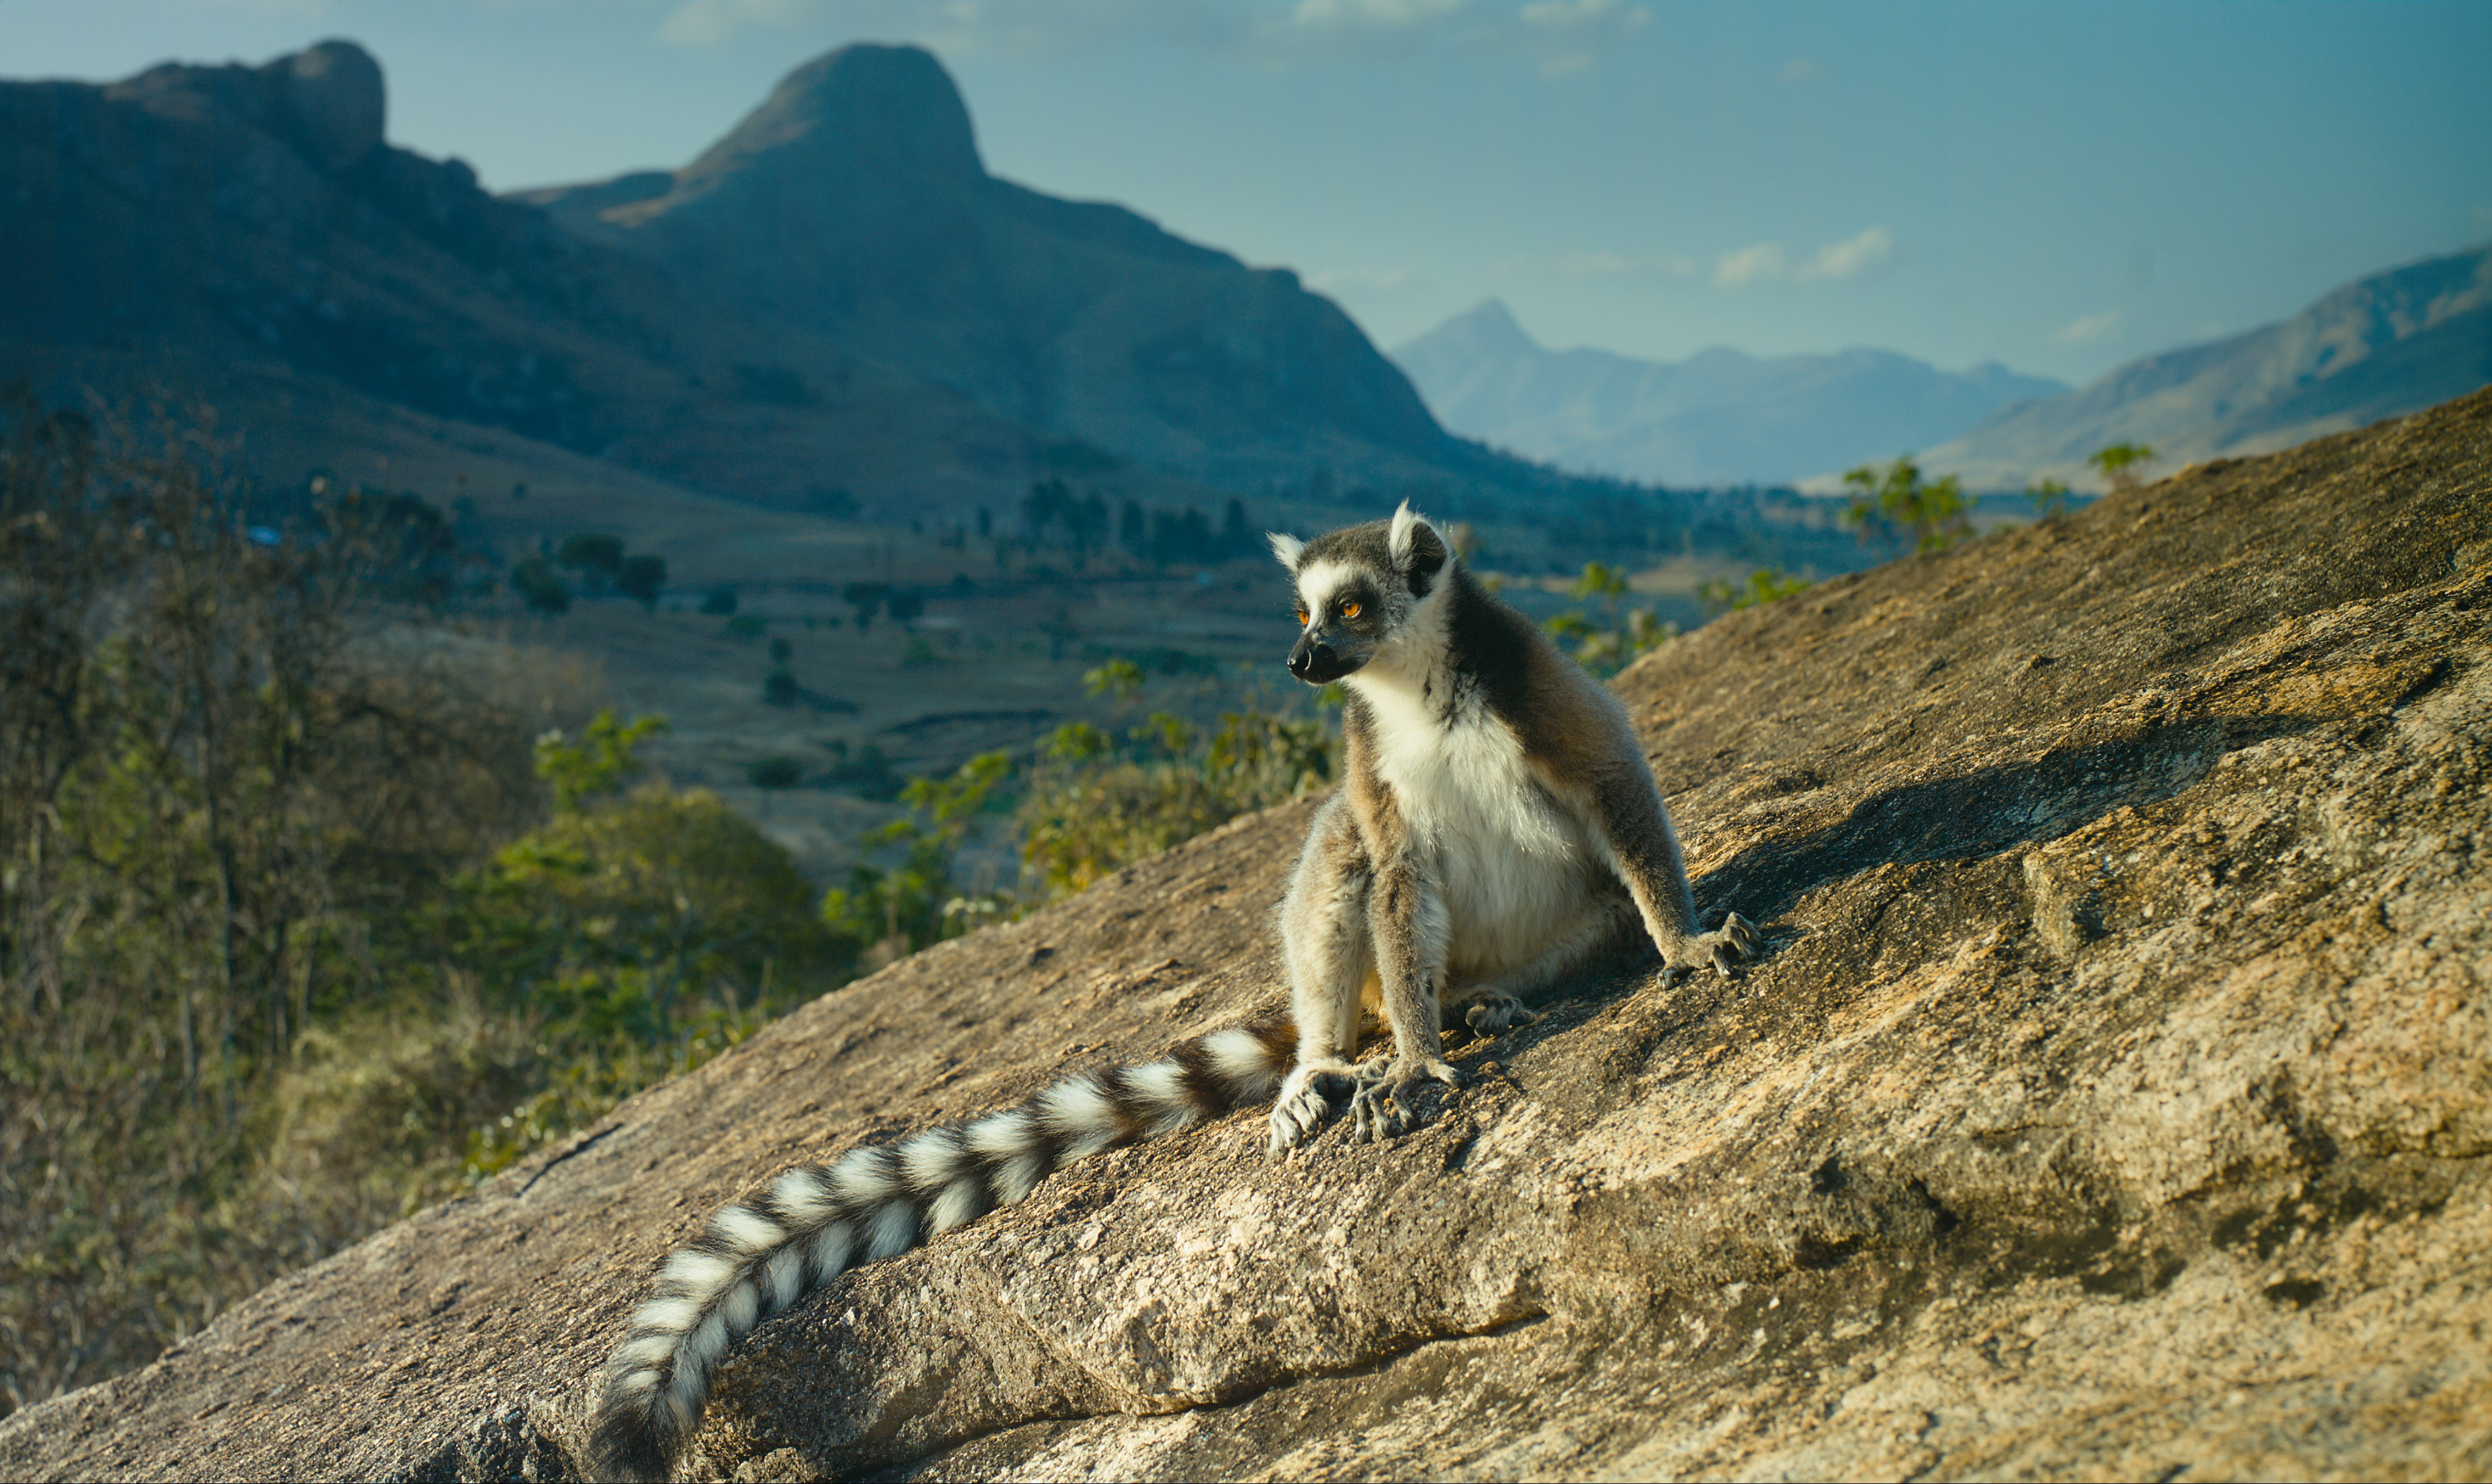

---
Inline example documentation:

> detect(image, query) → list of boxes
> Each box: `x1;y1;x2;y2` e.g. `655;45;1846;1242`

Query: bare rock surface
3;390;2488;1482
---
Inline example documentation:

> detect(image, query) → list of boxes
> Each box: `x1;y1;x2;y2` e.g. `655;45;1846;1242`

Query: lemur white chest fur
1347;640;1612;983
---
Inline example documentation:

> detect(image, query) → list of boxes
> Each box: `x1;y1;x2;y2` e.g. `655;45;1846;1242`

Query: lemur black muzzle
1288;636;1358;684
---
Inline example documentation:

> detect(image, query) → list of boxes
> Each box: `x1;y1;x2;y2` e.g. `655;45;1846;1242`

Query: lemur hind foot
1674;909;1764;979
1346;1053;1465;1143
1460;991;1542;1035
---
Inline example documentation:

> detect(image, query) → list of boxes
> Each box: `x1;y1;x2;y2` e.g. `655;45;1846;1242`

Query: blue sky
7;0;2488;385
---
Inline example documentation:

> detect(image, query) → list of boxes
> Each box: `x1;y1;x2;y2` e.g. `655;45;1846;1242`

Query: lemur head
1268;501;1451;684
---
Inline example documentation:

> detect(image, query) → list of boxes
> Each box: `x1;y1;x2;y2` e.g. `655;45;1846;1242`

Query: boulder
1;389;2486;1480
271;40;385;175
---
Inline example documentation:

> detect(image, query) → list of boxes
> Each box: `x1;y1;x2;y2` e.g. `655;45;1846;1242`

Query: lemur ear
1388;501;1447;591
1267;532;1306;568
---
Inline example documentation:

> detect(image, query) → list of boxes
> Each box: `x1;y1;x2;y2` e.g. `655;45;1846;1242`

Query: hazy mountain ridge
1920;241;2492;489
0;40;1054;513
1;40;1548;520
517;44;1467;494
1392;299;2066;488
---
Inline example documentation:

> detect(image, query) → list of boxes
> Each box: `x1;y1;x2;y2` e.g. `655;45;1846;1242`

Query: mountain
1391;300;2066;488
0;40;1060;514
517;44;1467;494
1920;241;2492;490
1;40;1517;519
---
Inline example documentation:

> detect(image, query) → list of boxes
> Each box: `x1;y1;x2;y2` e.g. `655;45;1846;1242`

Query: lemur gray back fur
583;502;1756;1482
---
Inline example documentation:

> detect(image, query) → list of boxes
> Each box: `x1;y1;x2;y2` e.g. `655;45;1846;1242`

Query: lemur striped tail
586;1019;1298;1483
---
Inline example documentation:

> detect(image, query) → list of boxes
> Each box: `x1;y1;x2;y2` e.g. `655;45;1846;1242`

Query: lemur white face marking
1293;559;1356;625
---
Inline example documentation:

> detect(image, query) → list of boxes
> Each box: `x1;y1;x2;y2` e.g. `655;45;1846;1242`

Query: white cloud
655;0;1653;74
1518;0;1651;33
1289;0;1466;33
1563;251;1697;279
1796;224;1893;280
1711;226;1892;288
659;0;813;47
2053;310;2122;344
1713;241;1789;288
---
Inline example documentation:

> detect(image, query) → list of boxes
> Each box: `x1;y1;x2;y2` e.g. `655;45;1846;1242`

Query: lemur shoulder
585;504;1757;1482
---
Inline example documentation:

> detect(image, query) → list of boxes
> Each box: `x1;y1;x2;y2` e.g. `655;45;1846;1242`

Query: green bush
616;553;666;610
1699;567;1814;617
1018;706;1331;898
1840;457;1971;553
512;555;569;614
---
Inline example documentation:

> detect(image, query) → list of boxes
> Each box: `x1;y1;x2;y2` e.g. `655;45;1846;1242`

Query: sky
5;0;2488;386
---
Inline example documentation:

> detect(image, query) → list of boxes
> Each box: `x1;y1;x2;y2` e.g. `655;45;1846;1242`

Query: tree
2025;477;2076;518
1119;499;1146;554
2089;443;2156;494
1085;657;1146;702
743;757;804;791
1699;567;1814;617
698;585;737;617
1022;479;1071;543
534;711;667;813
762;637;796;706
511;556;568;614
616;553;666;611
841;581;888;633
1840;457;1972;554
1570;561;1630;626
885;589;925;629
556;533;624;588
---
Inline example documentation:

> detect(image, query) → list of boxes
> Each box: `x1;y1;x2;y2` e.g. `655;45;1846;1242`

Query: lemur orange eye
1340;601;1362;620
1295;608;1309;626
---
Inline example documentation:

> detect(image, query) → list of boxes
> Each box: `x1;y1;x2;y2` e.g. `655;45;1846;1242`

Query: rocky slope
2;389;2486;1481
1923;242;2492;491
520;44;1469;495
1393;299;2064;488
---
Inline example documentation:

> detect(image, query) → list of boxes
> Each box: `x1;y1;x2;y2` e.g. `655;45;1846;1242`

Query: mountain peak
681;43;982;188
1396;298;1538;362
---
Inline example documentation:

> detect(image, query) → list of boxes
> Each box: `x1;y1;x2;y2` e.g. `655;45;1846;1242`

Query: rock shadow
1697;712;2325;924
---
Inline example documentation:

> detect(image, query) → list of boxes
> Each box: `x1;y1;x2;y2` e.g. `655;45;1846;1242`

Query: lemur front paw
1461;993;1542;1035
1677;909;1763;978
1267;1063;1351;1155
1346;1055;1466;1143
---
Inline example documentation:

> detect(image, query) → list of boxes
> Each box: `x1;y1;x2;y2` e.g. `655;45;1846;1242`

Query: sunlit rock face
1;384;2483;1482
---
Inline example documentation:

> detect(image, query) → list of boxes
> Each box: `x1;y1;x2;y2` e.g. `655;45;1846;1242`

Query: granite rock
1;390;2485;1480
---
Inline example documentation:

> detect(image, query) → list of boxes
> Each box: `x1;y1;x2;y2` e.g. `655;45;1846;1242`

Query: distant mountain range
1918;242;2492;490
1391;300;2066;488
0;41;1533;517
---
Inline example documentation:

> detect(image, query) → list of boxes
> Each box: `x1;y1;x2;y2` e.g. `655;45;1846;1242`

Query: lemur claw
1267;1063;1352;1155
1346;1056;1464;1143
1462;993;1541;1034
1683;909;1763;979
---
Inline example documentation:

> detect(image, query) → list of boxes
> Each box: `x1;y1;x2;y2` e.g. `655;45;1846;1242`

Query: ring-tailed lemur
585;503;1756;1482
